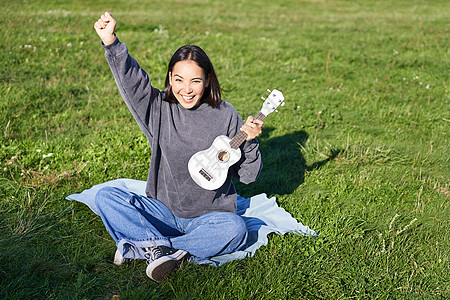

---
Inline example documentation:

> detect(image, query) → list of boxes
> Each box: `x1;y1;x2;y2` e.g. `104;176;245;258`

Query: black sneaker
144;246;189;282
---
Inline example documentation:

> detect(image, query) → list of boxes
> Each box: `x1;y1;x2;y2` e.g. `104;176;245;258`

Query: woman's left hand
241;116;263;141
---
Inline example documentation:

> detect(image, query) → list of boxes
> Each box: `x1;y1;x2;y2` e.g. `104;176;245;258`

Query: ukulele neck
229;111;266;150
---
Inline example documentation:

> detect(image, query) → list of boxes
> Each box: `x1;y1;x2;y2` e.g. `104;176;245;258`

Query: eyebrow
173;74;204;81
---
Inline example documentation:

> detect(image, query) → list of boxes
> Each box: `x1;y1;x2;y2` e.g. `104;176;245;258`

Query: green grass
0;0;448;298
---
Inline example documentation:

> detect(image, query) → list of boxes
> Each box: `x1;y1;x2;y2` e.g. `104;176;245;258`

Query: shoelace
144;247;163;264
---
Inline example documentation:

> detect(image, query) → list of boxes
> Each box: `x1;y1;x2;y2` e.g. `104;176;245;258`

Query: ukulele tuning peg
281;102;285;106
267;89;271;93
261;96;266;101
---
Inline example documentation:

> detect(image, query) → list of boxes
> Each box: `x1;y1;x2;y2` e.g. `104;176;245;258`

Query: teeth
183;96;194;101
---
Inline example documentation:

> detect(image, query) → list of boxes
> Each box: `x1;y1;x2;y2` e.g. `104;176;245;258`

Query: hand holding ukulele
241;116;263;141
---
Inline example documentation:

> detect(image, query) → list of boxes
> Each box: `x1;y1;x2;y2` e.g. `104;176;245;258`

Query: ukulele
188;89;285;190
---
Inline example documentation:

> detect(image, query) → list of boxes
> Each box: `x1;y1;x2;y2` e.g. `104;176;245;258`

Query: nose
183;83;193;94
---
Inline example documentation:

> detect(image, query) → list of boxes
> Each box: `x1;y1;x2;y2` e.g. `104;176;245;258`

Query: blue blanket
66;178;316;266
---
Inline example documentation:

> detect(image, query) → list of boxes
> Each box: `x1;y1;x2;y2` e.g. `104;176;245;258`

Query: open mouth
182;95;195;102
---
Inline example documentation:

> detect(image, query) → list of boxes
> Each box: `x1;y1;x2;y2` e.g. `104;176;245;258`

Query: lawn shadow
235;127;341;197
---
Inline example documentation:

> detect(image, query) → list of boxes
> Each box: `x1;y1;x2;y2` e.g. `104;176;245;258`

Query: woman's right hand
94;12;117;45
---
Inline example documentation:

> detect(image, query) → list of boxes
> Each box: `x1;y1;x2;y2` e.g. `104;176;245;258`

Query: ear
168;72;172;86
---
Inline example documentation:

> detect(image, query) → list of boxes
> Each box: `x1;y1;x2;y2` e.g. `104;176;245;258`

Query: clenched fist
94;12;117;45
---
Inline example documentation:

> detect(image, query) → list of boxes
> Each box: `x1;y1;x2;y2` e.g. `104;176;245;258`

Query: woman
93;12;263;282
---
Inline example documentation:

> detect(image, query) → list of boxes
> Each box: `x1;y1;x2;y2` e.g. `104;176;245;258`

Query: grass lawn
0;0;448;298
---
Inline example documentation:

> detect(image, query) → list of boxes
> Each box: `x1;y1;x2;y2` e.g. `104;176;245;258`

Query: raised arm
94;12;159;139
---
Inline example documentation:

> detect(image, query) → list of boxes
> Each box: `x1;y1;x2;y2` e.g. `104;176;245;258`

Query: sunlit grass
0;0;448;298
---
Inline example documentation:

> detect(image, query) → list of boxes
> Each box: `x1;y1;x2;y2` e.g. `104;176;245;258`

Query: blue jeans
95;186;248;260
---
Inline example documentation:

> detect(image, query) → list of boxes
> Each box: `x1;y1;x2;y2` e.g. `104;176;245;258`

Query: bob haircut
163;45;222;108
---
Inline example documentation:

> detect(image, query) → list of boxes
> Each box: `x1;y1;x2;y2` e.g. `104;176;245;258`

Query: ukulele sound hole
217;150;230;162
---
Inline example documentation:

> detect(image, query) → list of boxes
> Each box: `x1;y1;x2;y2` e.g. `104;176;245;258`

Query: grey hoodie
103;37;262;218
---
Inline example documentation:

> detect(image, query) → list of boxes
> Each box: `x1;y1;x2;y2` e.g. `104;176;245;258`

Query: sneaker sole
114;248;134;266
146;250;189;282
113;249;125;266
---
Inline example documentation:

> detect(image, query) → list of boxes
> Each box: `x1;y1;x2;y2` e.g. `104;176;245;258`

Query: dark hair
163;45;221;108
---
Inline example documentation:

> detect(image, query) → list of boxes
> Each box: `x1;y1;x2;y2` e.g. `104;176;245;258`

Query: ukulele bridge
199;168;213;181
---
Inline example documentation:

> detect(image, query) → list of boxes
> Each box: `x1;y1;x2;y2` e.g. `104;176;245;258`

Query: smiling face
169;60;208;109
